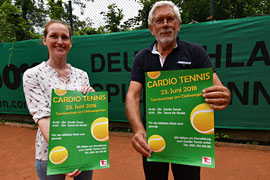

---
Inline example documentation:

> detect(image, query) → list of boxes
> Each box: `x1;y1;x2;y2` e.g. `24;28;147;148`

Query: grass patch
0;119;35;125
215;132;270;146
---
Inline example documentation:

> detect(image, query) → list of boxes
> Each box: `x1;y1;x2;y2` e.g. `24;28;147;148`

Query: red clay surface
0;124;270;180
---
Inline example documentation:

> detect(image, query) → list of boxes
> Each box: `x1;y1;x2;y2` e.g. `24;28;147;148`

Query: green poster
47;90;110;175
146;68;215;168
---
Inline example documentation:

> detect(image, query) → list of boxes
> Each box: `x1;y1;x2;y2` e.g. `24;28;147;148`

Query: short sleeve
131;51;146;85
196;45;214;69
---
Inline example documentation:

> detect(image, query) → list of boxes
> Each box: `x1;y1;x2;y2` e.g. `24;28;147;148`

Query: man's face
149;5;181;46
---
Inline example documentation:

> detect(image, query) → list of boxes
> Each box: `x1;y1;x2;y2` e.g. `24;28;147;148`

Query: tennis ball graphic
147;71;161;79
190;103;214;134
91;117;109;142
49;146;68;165
148;135;166;153
54;89;67;96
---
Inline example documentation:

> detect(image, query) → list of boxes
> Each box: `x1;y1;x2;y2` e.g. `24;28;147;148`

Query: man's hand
203;85;231;110
131;129;152;157
125;81;152;157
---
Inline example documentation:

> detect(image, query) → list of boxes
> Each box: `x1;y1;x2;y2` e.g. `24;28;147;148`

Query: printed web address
0;100;27;109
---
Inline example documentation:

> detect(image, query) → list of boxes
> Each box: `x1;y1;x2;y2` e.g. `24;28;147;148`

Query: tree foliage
14;0;46;30
0;0;40;42
101;3;144;32
212;0;270;20
100;3;124;33
0;0;270;42
181;0;270;23
0;0;94;42
46;0;94;36
134;0;270;29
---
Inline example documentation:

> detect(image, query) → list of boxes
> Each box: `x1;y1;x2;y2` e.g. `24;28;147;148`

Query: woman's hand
81;85;95;95
65;169;81;178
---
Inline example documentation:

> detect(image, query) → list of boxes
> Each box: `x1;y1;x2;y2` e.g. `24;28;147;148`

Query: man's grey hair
148;1;182;26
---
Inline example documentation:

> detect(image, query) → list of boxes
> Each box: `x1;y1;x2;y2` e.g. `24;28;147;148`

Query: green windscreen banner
0;16;269;130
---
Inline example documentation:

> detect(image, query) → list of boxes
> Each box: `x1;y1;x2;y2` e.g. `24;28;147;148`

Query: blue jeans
35;160;93;180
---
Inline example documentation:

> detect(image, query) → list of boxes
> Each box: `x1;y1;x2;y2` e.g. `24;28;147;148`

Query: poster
146;68;215;168
47;90;110;175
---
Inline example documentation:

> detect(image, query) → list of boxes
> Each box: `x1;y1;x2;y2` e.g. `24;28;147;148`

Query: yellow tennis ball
54;89;67;96
49;146;68;165
147;71;161;79
190;103;214;134
91;117;109;142
148;135;166;153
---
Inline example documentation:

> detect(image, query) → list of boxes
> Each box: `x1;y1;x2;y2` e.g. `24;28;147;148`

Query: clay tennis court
0;123;270;180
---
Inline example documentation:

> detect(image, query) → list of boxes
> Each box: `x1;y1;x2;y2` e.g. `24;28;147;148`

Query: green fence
0;16;269;130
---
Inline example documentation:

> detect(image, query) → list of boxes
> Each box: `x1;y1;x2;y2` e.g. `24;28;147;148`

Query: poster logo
202;157;212;165
147;71;161;79
100;160;107;166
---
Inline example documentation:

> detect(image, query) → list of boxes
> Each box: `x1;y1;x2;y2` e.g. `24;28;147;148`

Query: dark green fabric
0;16;269;130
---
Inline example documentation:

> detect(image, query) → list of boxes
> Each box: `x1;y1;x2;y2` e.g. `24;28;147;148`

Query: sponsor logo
177;61;191;65
202;157;212;165
100;160;107;166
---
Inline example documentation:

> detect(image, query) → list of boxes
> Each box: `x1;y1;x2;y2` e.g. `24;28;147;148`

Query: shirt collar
151;42;178;67
151;41;178;54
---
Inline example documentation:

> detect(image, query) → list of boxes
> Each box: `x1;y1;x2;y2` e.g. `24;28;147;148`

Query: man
125;1;231;180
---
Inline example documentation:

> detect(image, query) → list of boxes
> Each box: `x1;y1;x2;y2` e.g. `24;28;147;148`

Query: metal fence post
68;0;74;35
210;0;214;18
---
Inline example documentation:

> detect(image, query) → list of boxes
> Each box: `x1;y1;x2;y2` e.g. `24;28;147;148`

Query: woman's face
43;23;72;59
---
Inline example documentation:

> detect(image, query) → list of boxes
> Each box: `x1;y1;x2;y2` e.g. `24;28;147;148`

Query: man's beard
156;29;177;45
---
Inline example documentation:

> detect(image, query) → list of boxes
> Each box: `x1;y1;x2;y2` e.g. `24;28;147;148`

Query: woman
23;20;94;180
